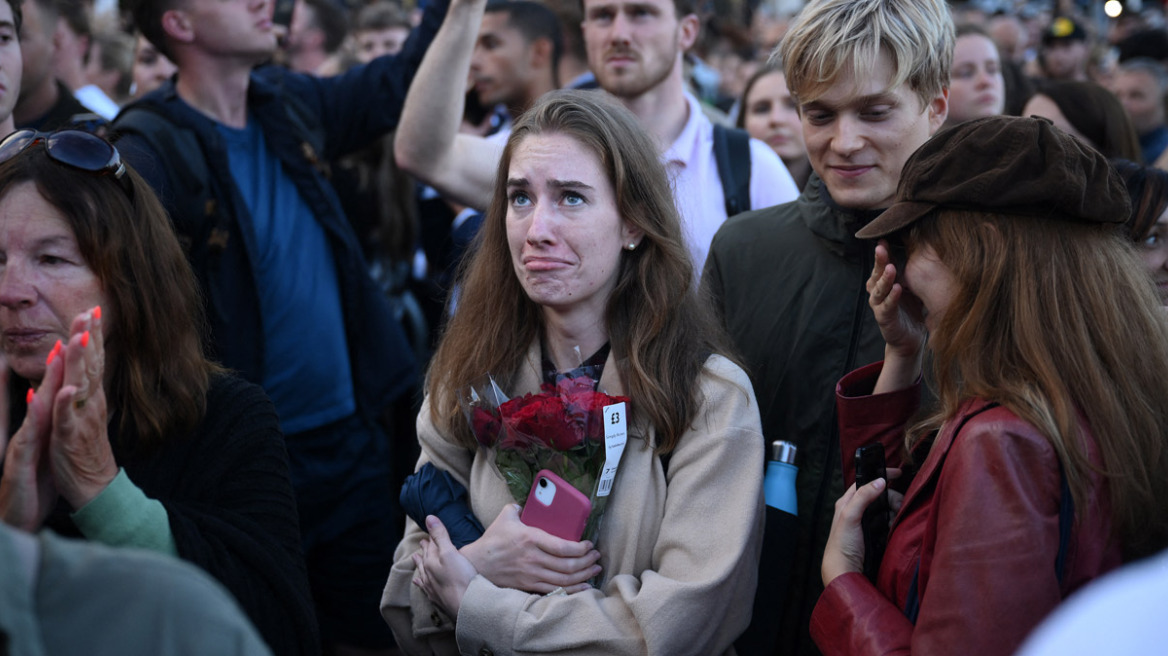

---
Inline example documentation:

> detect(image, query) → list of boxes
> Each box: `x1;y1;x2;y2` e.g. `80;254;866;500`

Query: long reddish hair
905;210;1168;559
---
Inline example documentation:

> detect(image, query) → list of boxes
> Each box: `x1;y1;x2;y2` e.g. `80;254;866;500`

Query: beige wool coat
381;346;765;656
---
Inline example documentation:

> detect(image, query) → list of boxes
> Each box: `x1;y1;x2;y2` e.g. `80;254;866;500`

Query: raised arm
392;0;501;210
866;241;926;394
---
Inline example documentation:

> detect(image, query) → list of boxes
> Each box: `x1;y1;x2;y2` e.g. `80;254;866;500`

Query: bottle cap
771;440;797;465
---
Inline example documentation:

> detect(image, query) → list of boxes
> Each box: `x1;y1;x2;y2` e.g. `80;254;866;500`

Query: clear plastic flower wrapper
459;361;629;546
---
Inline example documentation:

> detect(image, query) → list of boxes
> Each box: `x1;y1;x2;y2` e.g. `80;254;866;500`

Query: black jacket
110;0;451;419
43;375;318;655
702;175;887;656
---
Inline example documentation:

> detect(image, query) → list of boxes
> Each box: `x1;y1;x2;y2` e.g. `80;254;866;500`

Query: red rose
471;406;502;447
498;392;537;422
503;394;585;450
563;391;629;443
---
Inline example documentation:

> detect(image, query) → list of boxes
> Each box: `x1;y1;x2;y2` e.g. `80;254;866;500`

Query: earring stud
626;242;637;251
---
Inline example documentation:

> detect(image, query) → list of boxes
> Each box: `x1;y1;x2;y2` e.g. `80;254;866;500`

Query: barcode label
599;403;628;497
598;476;614;496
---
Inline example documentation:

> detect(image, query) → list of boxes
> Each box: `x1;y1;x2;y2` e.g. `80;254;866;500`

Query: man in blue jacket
111;0;469;652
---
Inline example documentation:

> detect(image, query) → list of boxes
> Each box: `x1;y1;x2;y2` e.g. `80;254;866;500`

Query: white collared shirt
663;93;798;273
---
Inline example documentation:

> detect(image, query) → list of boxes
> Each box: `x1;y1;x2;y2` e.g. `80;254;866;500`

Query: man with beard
394;0;797;272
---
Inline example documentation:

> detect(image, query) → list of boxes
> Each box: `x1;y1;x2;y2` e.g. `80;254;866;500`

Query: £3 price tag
598;402;628;497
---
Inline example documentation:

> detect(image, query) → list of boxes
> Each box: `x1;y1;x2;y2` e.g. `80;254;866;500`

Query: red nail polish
26;389;33;404
46;341;62;365
93;306;102;320
81;331;90;348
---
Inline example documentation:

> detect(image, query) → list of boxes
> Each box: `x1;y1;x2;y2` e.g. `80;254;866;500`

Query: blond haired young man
701;0;951;653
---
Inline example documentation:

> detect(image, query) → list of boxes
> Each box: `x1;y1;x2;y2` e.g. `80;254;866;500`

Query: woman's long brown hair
905;210;1168;559
0;150;220;447
425;90;733;453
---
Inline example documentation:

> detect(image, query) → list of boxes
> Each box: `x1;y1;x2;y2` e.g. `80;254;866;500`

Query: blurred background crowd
5;0;1168;654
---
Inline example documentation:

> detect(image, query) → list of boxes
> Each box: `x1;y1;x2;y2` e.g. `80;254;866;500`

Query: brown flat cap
856;115;1130;240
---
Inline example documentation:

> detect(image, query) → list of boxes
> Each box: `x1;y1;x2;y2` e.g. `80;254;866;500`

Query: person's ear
530;36;552;71
161;9;195;46
927;87;949;136
621;223;645;250
51;18;67;52
677;13;699;53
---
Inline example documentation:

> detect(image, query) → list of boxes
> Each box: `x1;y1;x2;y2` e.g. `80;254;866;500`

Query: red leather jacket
810;362;1122;656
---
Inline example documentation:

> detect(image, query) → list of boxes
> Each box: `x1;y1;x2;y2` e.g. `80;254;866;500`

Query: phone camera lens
539;478;548;488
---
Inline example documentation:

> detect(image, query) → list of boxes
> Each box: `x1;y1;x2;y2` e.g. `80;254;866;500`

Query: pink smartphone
520;470;591;541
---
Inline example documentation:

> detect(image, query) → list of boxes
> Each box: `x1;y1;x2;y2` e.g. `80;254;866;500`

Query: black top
41;374;320;656
540;342;611;386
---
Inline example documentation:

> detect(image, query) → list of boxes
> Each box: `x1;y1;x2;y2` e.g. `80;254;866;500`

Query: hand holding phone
854;444;890;583
520;470;591;542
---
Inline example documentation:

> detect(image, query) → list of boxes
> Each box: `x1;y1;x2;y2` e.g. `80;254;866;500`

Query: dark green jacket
702;174;887;656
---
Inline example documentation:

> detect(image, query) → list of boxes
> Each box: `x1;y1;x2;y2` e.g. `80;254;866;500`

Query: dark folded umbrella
400;463;486;548
735;506;799;656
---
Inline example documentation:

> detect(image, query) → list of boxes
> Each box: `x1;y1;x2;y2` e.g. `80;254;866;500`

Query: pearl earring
626;242;637;251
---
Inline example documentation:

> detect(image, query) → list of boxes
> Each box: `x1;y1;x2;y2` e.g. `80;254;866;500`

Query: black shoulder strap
113;105;232;251
712;123;752;217
112;106;216;230
113;106;208;193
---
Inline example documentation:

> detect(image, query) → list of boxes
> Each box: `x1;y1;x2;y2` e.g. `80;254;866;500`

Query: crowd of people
0;0;1166;654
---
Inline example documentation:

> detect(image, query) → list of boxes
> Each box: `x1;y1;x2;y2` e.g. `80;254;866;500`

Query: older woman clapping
381;90;765;655
0;130;316;656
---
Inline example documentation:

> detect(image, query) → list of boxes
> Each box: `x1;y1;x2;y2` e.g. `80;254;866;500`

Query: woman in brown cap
810;116;1168;656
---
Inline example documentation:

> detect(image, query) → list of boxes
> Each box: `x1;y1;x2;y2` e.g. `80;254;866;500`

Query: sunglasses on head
0;129;134;197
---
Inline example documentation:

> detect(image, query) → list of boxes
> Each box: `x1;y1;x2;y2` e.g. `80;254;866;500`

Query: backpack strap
112;106;217;230
903;404;1075;624
712;123;752;217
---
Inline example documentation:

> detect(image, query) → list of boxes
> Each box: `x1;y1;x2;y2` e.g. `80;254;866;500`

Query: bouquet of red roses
460;370;629;543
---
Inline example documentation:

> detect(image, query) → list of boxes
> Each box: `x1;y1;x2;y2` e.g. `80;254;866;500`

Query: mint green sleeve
69;468;179;557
